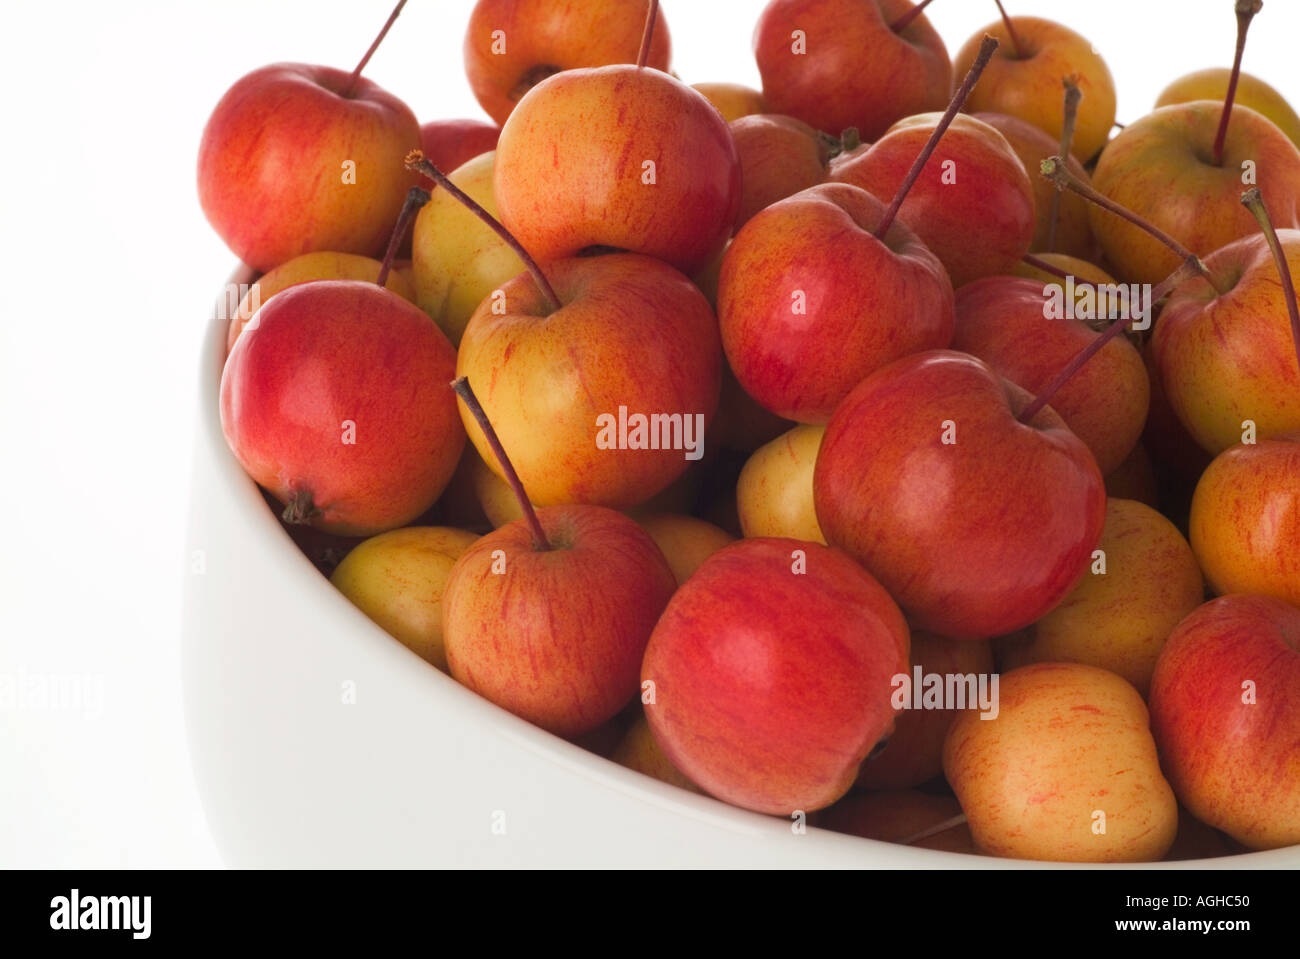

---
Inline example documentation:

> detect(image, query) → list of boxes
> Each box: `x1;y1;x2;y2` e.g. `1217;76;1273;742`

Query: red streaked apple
641;538;910;815
1157;67;1300;148
730;114;830;228
417;118;500;173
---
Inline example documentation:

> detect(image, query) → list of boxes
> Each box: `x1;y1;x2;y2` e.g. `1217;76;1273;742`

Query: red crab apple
729;114;831;228
753;0;951;142
814;350;1105;639
641;538;910;815
220;281;464;536
692;82;767;123
463;0;671;126
1149;594;1300;850
197;3;420;273
417;118;500;173
441;380;676;738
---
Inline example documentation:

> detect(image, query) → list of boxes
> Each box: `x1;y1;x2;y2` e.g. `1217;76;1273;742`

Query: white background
0;0;1294;867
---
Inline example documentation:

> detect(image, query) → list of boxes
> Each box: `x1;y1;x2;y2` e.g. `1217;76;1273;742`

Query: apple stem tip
1212;0;1263;167
1046;77;1083;252
1241;187;1300;380
450;377;552;552
343;0;408;98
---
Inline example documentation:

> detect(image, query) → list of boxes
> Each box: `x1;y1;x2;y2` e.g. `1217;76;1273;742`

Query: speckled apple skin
1153;232;1300;455
831;114;1035;288
463;0;671;127
442;505;676;739
944;663;1177;862
1149;595;1300;850
753;0;951;143
456;254;721;510
1091;102;1300;285
494;65;739;275
198;64;420;274
814;350;1105;640
953;275;1149;475
641;538;910;816
1190;437;1300;607
220;281;464;537
729;114;829;228
719;183;954;424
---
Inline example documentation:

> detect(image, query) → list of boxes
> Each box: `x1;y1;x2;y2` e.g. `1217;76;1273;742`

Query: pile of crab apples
200;0;1300;863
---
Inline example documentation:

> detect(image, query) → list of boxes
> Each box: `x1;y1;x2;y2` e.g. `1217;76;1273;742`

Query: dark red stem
637;0;660;69
343;0;408;98
376;187;430;288
1213;1;1263;167
891;0;938;33
993;0;1024;58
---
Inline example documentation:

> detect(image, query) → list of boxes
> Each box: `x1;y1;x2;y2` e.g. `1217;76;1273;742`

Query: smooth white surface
1;0;1298;868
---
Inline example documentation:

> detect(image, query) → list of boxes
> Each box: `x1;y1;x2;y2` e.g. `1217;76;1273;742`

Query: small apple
418;118;500;172
611;714;701;793
736;424;826;544
636;514;734;586
692;82;767;123
730;114;830;227
1157;67;1300;148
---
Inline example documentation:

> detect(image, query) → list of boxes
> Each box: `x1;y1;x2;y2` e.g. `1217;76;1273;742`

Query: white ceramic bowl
183;269;1300;868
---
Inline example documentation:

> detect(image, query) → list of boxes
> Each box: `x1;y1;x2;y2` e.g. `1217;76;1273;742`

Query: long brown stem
891;0;938;33
1213;1;1264;167
1241;188;1300;381
637;0;660;69
1046;77;1082;252
406;150;561;312
376;187;430;288
343;0;408;98
992;0;1024;58
452;378;552;551
1039;156;1226;293
875;35;999;240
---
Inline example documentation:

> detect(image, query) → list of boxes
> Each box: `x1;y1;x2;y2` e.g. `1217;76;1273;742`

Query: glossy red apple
417;118;500;173
641;538;910;815
730;114;831;227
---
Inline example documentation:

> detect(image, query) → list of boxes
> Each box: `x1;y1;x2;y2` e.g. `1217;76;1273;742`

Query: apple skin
636;514;734;586
330;526;479;672
443;505;676;738
952;275;1149;475
611;714;702;793
730;114;830;227
462;0;671;126
1157;68;1300;148
220;281;464;537
814;350;1106;640
692;82;767;123
641;538;910;815
224;251;415;355
816;790;976;854
945;663;1178;862
1153;230;1300;456
493;65;741;275
1190;437;1300;607
1149;594;1300;850
954;16;1116;164
997;498;1204;697
411;151;525;347
1010;251;1115;290
753;0;951;143
417;118;500;173
1103;443;1159;510
1090;101;1300;285
718;182;954;423
456;254;721;510
974;111;1097;260
198;64;420;274
736;424;826;544
856;632;994;791
830;113;1036;288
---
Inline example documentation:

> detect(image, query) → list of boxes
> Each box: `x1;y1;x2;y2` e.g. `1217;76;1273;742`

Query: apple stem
282;489;320;526
874;34;999;241
376;186;430;288
992;0;1024;59
451;377;552;552
1019;257;1203;424
890;0;938;33
899;813;967;846
636;0;660;69
342;0;408;98
1045;77;1082;252
1021;253;1072;282
1039;155;1227;294
1241;188;1300;381
405;150;562;313
1212;1;1264;167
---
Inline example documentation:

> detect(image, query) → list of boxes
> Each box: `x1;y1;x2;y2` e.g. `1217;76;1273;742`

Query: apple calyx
282;489;321;527
341;0;408;98
1241;187;1300;379
992;0;1025;59
874;34;1000;241
376;186;431;288
819;127;862;160
1039;156;1226;293
1045;76;1082;251
637;0;660;69
451;377;553;552
890;0;938;33
405;150;562;312
1212;0;1264;167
